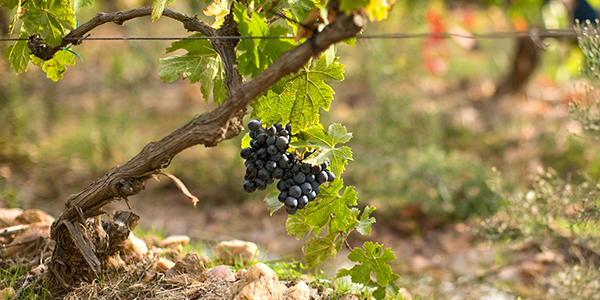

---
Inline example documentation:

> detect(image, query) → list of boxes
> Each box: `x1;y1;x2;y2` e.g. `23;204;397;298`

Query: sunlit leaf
3;32;31;73
152;0;178;21
203;0;229;28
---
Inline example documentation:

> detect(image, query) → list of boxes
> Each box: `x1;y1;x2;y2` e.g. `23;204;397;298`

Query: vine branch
48;4;365;286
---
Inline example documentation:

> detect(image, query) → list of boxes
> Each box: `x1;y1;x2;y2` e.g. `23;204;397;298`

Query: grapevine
1;0;400;297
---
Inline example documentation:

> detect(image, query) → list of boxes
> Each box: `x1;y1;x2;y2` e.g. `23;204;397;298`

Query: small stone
164;252;207;284
206;265;235;282
214;239;259;265
0;287;15;299
282;281;310;300
28;264;47;276
0;208;23;228
123;232;148;257
159;235;190;248
141;271;157;284
13;209;54;225
156;258;175;273
230;263;286;300
398;288;413;300
3;223;51;258
236;269;247;280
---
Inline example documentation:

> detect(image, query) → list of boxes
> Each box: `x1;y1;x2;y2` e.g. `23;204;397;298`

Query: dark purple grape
256;133;267;146
267;135;277;145
288;152;298;163
240;147;253;160
258;168;270;180
306;173;315;182
300;182;312;195
255;159;265;169
243;180;256;193
251;139;261;150
285;123;292;133
313;185;320;195
248;152;258;162
246;165;258;178
244;174;251;181
266;177;274;185
248;120;261;131
270;152;282;162
289;185;302;198
267;145;278;156
307;191;317;202
278;191;288;202
284;197;298;210
291;164;301;174
272;167;283;179
266;125;277;136
244;160;254;168
279;130;289;137
277;179;287;191
316;171;328;184
278;156;291;169
294;172;306;184
266;160;277;172
286;207;298;215
297;195;308;209
276;123;283;132
255;179;266;190
283;171;293;179
311;181;320;190
257;148;268;159
300;164;311;174
326;170;335;182
249;131;256;139
311;165;322;174
286;179;295;189
276;136;289;151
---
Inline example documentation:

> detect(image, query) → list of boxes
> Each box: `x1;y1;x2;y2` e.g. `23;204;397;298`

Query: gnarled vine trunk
46;5;365;288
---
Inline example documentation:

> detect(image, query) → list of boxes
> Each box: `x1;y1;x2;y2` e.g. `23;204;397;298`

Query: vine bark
47;5;365;288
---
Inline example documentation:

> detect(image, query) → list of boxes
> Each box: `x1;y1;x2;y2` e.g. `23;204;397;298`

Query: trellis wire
0;29;584;42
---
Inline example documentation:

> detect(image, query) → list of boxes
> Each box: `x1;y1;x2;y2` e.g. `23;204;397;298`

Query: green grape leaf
203;0;229;28
304;232;339;267
286;209;312;238
265;192;284;215
1;0;19;9
4;33;31;73
152;0;178;21
291;123;353;176
288;0;319;26
159;35;228;104
251;90;294;127
40;50;75;81
337;241;399;299
356;206;376;235
305;178;357;233
234;3;294;77
20;0;75;47
73;0;94;14
340;0;369;13
252;55;344;132
241;133;252;149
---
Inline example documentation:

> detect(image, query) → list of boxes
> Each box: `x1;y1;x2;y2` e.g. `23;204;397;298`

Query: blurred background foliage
3;0;600;298
1;0;599;222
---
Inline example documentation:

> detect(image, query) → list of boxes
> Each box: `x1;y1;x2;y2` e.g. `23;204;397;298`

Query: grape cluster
240;120;336;215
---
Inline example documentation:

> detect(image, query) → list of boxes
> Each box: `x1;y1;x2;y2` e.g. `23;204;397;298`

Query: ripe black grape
294;172;306;184
272;167;283;179
266;135;277;145
258;168;270;180
306;173;315;182
277;179;287;191
300;182;312;194
267;145;278;156
244;180;256;193
316;171;328;184
276;136;289;151
286;207;298;215
246;165;258;178
289;185;302;198
248;120;261;132
300;163;311;174
278;191;288;202
311;165;322;174
241;147;253;160
326;170;335;182
307;191;317;202
297;195;308;209
255;178;266;190
265;160;277;172
284;197;298;209
255;159;265;169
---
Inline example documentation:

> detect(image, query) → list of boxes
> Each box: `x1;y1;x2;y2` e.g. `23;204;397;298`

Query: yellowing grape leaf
152;0;178;21
204;0;229;28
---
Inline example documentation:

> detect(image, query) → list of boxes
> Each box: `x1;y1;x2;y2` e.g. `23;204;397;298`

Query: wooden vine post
45;4;366;288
